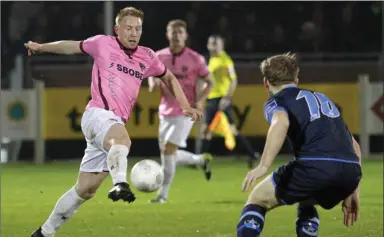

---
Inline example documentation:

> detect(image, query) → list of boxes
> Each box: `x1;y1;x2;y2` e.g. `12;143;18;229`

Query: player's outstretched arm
24;40;82;55
259;111;290;170
161;69;203;121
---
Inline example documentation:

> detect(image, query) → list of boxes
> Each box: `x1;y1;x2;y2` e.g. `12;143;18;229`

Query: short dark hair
208;34;225;48
209;34;224;41
260;53;299;86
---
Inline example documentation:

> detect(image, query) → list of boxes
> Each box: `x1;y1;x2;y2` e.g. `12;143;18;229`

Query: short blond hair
260;53;299;86
115;7;144;25
167;19;187;30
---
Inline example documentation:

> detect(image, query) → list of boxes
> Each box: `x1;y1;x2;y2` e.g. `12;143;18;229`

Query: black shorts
272;158;362;210
204;97;235;125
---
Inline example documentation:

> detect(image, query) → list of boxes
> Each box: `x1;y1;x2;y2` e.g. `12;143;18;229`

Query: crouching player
237;53;362;237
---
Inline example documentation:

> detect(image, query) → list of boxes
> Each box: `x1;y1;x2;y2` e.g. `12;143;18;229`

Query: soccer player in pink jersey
25;7;203;237
147;20;214;203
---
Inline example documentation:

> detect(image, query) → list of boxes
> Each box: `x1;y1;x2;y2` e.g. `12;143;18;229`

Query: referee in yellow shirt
200;35;260;168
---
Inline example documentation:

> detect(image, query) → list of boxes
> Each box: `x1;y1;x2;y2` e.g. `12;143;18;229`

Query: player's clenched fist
24;41;42;56
183;107;203;121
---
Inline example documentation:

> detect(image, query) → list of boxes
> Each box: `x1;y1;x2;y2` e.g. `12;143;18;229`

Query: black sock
201;139;211;154
237;204;266;237
296;205;320;237
236;135;258;158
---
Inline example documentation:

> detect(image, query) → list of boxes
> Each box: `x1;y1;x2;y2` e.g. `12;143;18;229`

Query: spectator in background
268;24;290;53
96;12;104;36
185;11;197;47
297;21;320;52
31;14;48;43
2;1;382;85
332;3;359;52
243;38;255;52
215;16;233;51
237;11;265;52
311;3;330;51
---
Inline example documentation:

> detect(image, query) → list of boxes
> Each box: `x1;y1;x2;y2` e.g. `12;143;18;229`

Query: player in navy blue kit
237;53;362;237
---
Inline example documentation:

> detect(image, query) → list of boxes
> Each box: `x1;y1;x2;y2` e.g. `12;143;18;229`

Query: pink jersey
80;35;166;122
156;47;209;117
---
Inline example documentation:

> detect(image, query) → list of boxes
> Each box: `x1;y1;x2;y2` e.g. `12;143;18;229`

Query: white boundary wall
359;75;383;158
1;80;45;164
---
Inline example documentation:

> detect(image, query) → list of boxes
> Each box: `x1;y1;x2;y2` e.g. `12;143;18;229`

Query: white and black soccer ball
130;159;164;193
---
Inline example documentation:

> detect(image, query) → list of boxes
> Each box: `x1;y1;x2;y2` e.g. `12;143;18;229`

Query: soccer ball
130;159;164;193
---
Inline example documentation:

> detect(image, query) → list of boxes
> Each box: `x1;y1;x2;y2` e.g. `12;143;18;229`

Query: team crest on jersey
182;65;188;73
139;62;146;72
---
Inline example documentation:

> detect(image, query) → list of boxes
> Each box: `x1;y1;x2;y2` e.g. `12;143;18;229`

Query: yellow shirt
207;51;237;99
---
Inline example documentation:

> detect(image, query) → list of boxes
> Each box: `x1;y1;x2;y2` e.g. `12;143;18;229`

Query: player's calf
36;172;108;237
296;204;320;237
152;142;177;201
40;186;86;236
246;174;280;209
174;150;213;181
76;171;109;199
237;204;266;237
237;174;280;237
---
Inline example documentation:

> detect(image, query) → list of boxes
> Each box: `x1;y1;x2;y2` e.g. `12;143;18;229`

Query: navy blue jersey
263;86;358;162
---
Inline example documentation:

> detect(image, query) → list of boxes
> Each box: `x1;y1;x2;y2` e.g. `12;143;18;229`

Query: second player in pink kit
25;8;202;237
148;20;214;203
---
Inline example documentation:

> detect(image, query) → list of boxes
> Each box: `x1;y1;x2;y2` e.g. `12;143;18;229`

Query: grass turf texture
1;157;383;237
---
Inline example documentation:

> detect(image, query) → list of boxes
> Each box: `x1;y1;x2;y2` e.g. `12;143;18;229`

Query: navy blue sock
296;206;320;237
236;135;258;158
237;204;266;237
201;138;211;154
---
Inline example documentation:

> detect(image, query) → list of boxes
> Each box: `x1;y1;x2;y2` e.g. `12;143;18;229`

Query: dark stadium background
1;1;383;161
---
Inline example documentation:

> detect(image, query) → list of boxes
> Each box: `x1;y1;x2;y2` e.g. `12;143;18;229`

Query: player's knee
246;197;272;210
76;172;107;200
163;143;178;155
110;138;131;150
75;184;98;200
246;178;279;210
104;124;131;150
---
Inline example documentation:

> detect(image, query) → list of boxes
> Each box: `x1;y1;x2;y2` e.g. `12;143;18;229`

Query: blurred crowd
1;1;382;80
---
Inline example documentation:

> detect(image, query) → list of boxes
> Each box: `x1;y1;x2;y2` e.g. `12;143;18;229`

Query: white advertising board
1;90;37;139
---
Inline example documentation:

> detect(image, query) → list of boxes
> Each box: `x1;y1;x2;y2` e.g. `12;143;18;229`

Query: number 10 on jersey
296;90;340;121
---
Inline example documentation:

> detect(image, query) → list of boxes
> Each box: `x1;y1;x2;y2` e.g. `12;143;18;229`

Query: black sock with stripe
237;204;266;237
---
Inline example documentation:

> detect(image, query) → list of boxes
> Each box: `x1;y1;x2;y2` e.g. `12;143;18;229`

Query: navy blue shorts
204;97;235;125
272;158;362;210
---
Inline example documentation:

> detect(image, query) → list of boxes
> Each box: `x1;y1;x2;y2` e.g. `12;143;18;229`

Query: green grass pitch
1;157;383;237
